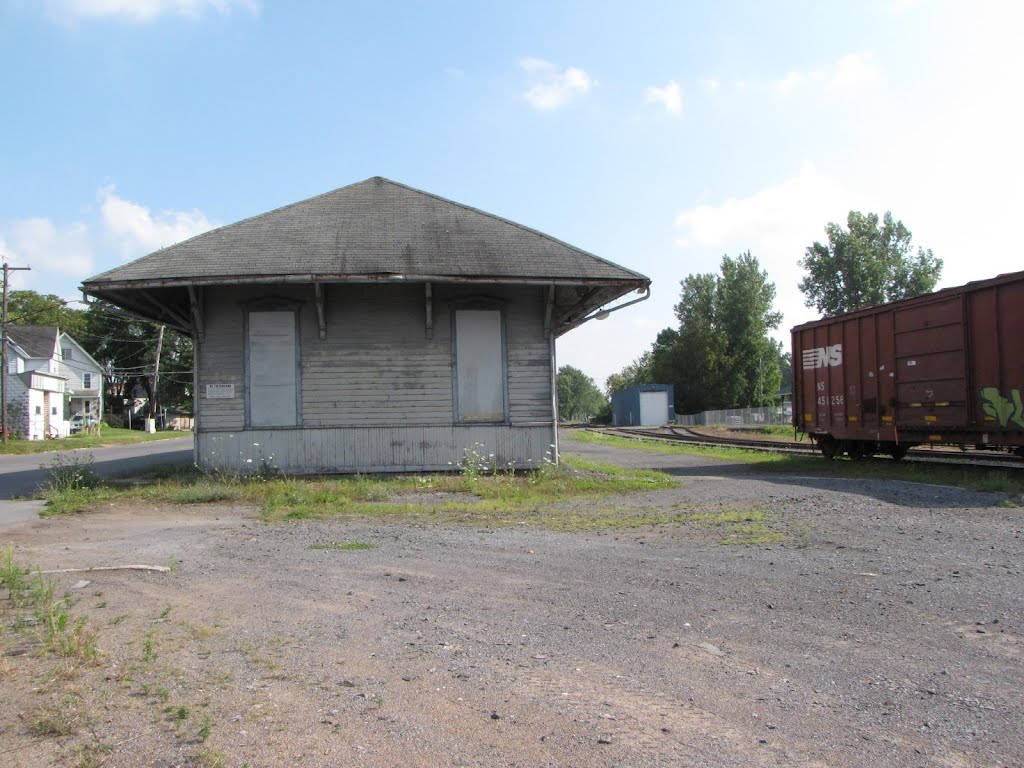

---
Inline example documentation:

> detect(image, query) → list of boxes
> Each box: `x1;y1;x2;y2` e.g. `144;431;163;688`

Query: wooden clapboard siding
196;292;246;430
301;283;454;425
194;282;554;471
197;424;553;474
503;286;551;423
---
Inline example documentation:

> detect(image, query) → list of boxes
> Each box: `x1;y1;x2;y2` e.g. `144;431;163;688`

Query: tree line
558;209;943;420
6;292;192;418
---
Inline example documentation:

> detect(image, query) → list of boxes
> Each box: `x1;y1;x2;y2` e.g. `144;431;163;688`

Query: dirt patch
2;440;1022;767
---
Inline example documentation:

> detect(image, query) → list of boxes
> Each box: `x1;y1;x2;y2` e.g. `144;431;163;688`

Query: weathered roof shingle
84;177;648;287
7;326;59;358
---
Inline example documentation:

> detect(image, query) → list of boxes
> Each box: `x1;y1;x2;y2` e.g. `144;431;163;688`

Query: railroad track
586;427;1024;469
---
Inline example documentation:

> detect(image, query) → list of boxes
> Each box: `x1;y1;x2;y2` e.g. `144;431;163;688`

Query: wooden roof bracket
138;289;192;332
425;282;433;339
314;282;327;340
554;286;602;329
188;285;205;339
543;283;555;339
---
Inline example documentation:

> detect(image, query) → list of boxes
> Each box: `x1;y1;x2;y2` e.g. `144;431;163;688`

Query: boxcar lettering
802;344;843;370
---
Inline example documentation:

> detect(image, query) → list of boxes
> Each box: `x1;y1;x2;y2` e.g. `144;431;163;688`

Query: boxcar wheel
889;444;910;461
846;442;867;461
818;436;839;460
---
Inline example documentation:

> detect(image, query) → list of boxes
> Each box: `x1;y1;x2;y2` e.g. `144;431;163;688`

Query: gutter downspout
550;325;559;466
193;329;199;469
582;286;651;324
546;284;558;465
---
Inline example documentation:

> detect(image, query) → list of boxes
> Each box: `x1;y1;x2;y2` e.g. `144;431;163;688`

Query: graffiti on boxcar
979;387;1024;428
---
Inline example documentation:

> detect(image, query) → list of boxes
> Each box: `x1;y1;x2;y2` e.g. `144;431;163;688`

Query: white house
82;177;650;473
6;326;69;440
59;331;104;429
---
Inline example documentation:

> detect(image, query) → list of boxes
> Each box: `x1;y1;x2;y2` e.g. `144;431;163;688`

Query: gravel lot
2;434;1022;767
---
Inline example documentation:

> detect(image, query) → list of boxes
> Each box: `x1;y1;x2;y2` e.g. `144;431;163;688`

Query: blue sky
2;0;1022;387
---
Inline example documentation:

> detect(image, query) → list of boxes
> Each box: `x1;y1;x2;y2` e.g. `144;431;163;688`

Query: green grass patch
746;454;1024;494
309;540;376;551
569;430;1024;495
0;427;188;455
687;507;784;546
36;453;678;532
164;484;244;504
1;546;99;661
569;429;787;464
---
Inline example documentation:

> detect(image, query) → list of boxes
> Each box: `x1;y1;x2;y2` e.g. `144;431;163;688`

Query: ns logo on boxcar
802;344;843;370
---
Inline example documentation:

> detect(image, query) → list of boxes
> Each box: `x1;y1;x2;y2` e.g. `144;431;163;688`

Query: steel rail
586;427;1024;469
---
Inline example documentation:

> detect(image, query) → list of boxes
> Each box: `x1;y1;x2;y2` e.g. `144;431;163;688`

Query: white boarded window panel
248;311;297;427
456;310;504;422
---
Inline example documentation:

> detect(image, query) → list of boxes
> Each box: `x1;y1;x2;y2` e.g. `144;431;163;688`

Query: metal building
81;177;650;473
611;384;675;427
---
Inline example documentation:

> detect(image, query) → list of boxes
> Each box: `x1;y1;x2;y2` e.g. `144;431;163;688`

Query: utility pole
151;324;164;429
2;262;32;444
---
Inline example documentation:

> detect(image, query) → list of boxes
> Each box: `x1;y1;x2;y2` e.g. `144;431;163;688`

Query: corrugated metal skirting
197;425;556;474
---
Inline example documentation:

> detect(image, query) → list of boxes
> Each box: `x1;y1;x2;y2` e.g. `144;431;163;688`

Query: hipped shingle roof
85;177;648;287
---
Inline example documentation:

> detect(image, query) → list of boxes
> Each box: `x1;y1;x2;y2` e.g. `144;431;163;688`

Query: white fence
675;406;792;427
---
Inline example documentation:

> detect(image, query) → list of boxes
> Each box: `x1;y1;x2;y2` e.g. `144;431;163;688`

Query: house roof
83;177;648;287
59;331;103;371
80;178;649;336
7;326;59;358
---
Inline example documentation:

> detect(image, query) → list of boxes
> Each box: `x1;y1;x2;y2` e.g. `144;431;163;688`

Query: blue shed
611;384;675;426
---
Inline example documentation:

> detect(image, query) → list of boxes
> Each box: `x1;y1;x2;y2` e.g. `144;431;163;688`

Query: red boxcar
792;270;1024;459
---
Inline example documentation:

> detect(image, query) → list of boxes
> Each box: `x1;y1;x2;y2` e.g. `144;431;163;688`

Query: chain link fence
675;405;793;427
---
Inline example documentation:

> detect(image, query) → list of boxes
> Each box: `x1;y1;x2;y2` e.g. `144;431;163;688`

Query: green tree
608;251;783;414
799;211;942;316
557;365;607;422
778;351;793;396
6;290;86;336
672;252;781;411
81;301;193;421
605;351;652;398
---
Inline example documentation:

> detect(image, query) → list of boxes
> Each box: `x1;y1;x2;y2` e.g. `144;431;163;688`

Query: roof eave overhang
81;273;652;337
81;273;648;291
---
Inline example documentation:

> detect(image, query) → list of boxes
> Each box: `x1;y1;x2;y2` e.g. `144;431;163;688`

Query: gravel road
1;434;1021;767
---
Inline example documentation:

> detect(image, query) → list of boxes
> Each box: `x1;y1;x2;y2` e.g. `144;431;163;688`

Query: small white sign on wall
206;384;235;399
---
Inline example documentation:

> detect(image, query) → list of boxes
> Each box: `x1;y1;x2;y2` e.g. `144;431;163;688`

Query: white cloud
773;70;805;94
46;0;259;23
645;80;683;115
520;58;593;110
887;0;928;13
830;52;881;88
770;53;877;94
0;187;217;298
699;78;721;93
100;186;217;259
675;164;875;335
0;219;94;296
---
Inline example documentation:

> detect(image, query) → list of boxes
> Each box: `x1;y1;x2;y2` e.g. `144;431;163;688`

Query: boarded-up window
248;310;298;427
455;310;505;422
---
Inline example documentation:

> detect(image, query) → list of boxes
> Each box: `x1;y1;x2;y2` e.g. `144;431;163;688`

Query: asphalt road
0;435;193;514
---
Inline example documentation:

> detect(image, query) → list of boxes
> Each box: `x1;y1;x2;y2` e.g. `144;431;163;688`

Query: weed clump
44;453;100;492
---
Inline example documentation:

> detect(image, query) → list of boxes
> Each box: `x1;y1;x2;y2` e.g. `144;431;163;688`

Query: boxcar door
894;297;967;433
